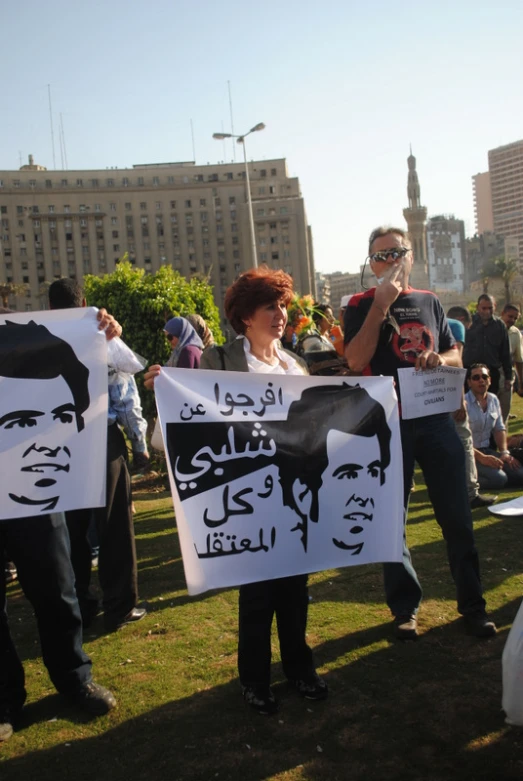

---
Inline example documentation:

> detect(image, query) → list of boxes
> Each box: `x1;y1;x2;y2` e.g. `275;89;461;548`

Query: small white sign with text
397;366;466;420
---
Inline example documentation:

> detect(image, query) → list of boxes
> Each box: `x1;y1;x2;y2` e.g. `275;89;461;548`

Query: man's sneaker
288;672;328;701
464;613;497;638
242;685;279;715
393;614;418;640
0;703;23;742
66;681;117;716
470;493;498;509
0;711;13;742
104;607;147;632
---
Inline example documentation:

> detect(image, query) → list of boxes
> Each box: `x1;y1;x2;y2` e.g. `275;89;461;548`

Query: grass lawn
2;399;523;780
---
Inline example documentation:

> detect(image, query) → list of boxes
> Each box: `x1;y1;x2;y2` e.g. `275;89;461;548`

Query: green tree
494;255;519;306
84;261;223;418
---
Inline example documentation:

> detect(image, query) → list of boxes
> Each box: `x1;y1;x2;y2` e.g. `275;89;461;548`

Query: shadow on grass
3;601;523;781
8;501;523;673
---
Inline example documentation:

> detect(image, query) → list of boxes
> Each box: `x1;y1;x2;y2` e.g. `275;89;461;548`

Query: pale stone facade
326;271;362;308
472;172;494;234
427;215;466;293
488;139;523;262
0;157;315;325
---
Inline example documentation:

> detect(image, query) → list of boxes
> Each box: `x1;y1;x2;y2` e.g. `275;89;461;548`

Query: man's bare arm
345;261;406;373
344;304;386;373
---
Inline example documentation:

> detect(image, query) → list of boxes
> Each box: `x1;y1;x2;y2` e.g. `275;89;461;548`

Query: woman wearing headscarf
164;317;204;369
185;314;214;350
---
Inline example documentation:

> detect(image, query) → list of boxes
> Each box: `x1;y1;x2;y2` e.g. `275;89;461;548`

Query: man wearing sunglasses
466;364;523;489
344;226;496;641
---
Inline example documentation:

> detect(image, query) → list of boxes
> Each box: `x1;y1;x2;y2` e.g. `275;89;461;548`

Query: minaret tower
403;148;429;289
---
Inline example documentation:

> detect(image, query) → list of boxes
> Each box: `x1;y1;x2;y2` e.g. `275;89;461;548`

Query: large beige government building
0;156;316;326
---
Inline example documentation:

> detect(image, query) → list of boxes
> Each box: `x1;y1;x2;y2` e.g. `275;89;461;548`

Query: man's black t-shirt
344;287;456;402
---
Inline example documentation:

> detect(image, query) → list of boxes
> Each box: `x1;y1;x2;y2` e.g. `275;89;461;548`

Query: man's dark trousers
0;513;92;710
383;412;486;618
95;423;138;625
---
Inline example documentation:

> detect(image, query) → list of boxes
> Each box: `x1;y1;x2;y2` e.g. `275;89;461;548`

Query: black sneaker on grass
393;613;418;640
463;613;497;638
242;685;279;715
470;493;498;509
288;672;328;700
65;681;117;716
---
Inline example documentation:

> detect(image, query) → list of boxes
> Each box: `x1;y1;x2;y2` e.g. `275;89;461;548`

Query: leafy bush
84;262;223;419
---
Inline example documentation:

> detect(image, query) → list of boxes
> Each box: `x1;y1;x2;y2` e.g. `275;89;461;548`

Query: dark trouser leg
416;414;486;616
238;581;275;688
96;425;138;622
65;509;98;614
0;534;26;712
383;418;423;616
275;575;315;680
5;514;92;694
488;366;500;395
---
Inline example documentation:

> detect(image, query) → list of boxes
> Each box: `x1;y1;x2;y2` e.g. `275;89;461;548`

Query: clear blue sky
2;0;522;276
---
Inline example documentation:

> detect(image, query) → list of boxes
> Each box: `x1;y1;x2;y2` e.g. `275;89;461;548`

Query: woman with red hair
145;267;327;715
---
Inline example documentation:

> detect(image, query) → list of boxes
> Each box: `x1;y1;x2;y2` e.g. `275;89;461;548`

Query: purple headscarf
164;316;204;367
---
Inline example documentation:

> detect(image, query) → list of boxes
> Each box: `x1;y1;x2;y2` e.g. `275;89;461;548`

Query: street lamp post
212;122;265;268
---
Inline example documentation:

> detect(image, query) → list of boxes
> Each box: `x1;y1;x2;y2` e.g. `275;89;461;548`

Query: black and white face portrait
0;311;109;520
155;369;403;595
319;430;383;555
0;375;82;512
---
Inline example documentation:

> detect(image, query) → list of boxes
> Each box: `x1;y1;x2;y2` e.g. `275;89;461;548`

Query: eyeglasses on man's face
470;373;489;381
369;247;411;263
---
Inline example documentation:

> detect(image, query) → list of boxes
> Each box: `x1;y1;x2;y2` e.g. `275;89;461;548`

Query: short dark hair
503;303;520;315
49;278;85;309
477;294;495;306
312;303;333;325
275;383;391;539
224;266;294;335
447;305;472;325
466;362;489;382
0;320;90;431
368;226;411;255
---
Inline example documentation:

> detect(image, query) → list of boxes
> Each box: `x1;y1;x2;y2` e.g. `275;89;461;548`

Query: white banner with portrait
156;369;404;595
0;308;108;520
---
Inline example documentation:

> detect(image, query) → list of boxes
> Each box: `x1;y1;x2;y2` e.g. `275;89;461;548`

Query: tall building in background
472;172;494;234
402;149;429;289
326;271;361;308
465;231;505;283
488;139;523;262
473;139;523;264
427;215;466;293
0;156;315;327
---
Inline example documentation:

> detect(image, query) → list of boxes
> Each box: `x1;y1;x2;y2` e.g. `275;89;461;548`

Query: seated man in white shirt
466;363;523;490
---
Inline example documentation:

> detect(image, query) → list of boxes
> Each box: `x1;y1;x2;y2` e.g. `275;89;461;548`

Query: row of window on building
1;199;291;216
0;168;279;190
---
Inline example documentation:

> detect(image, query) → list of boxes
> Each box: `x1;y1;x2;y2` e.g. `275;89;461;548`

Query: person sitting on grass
466;363;523;490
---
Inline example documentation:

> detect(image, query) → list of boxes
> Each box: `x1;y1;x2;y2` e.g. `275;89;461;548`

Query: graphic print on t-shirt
392;321;435;363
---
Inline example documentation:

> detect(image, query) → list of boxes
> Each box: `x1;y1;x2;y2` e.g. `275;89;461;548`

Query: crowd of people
2;225;523;736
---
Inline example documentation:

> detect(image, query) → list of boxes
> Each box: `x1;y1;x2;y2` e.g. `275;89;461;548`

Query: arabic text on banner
155;369;404;594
